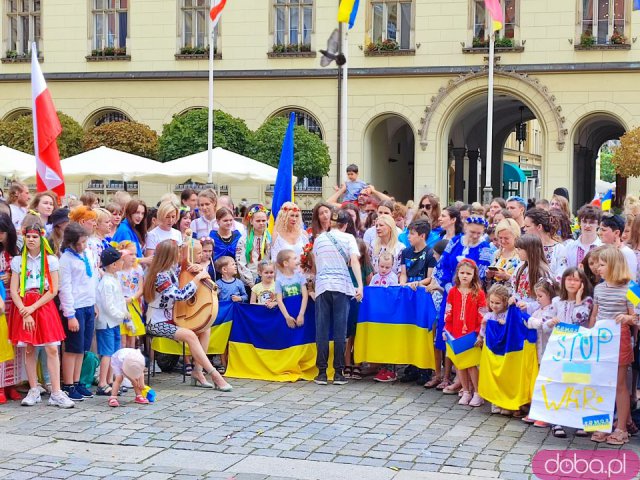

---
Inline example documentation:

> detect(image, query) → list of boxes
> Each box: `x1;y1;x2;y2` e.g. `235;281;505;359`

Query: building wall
2;1;640;203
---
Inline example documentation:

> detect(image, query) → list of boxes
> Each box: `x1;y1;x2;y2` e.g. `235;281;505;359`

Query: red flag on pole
31;43;64;196
210;0;227;26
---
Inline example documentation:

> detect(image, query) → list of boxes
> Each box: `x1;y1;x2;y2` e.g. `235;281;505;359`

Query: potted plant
495;37;514;48
472;37;489;48
5;50;18;59
272;44;285;53
611;29;626;45
580;30;595;47
180;46;194;55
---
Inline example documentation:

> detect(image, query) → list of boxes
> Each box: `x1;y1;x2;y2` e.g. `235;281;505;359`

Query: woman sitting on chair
143;239;232;391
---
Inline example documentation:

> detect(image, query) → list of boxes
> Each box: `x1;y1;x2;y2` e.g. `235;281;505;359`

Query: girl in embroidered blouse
512;234;552;312
236;205;271;288
9;222;72;408
143;239;232;391
443;259;486;408
211;207;242;263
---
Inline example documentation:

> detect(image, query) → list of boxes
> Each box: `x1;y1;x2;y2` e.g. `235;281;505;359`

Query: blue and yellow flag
151;300;234;356
354;287;436;369
627;280;640;307
445;330;481;370
337;0;360;29
478;306;538;410
226;297;334;382
268;112;295;233
601;189;613;212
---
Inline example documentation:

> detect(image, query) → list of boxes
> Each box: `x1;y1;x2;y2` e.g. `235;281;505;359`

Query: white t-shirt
9;204;26;231
620;245;638;280
313;230;359;297
110;348;139;376
145;227;183;252
363;225;403;251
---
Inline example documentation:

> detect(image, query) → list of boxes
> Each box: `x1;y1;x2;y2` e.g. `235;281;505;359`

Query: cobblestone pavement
0;373;638;479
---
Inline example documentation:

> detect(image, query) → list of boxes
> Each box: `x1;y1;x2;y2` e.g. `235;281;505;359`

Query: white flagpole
339;28;348;187
482;28;496;205
207;12;215;191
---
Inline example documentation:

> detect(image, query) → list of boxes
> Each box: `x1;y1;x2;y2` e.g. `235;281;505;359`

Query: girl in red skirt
9;222;74;408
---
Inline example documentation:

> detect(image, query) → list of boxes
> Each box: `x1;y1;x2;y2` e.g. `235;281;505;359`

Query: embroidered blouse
147;269;197;325
444;287;487;338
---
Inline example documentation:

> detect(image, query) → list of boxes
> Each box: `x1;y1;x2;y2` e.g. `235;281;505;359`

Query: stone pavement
0;373;638;480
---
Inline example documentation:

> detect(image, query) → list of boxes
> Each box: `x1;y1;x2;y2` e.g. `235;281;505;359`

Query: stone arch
258;98;331;134
420;69;565;151
162;98;227;126
2;108;31;121
269;106;326;140
79;99;140;128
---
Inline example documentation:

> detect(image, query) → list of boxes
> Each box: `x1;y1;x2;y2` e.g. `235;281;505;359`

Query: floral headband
22;225;45;237
458;258;477;268
282;204;300;213
466;216;488;228
179;205;190;213
247;204;270;219
27;209;40;217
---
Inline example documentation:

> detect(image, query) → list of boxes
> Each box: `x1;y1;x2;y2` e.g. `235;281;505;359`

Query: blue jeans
315;291;350;373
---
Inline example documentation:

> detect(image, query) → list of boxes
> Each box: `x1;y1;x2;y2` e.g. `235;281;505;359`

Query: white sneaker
48;391;75;409
122;377;133;388
491;403;501;414
469;393;484;407
21;387;41;406
37;384;47;395
458;391;472;405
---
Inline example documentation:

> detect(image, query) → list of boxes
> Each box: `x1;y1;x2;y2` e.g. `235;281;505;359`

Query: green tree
599;149;616;183
84;121;159;159
157;109;251;161
246;116;331;178
0;112;84;158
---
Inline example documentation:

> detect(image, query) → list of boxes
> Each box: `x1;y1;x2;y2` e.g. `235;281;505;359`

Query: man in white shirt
312;210;363;386
600;214;638;279
8;181;30;230
566;205;602;268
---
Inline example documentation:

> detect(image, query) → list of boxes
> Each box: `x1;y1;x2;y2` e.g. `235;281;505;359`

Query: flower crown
459;258;478;268
179;205;190;213
466;216;488;228
247;204;270;219
27;209;40;217
282;204;300;213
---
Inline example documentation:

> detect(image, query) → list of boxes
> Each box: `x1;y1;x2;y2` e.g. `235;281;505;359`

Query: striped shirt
594;282;632;322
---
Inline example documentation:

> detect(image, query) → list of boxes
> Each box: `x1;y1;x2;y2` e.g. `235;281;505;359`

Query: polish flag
31;43;64;196
210;0;227;27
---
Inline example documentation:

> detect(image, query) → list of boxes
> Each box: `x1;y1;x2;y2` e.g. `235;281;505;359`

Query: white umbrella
24;146;169;183
160;147;283;185
0;145;36;180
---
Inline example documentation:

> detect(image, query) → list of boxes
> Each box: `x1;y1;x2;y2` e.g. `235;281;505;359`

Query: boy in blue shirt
214;256;247;302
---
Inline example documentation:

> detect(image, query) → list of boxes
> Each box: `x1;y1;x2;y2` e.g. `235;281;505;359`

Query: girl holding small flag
443;258;486;407
589;246;637;445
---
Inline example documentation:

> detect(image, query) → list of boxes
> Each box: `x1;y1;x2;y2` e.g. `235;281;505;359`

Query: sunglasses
420;204;432;210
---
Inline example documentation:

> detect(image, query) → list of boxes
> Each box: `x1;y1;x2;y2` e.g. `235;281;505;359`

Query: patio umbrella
160;147;283;185
23;146;170;183
0;145;36;180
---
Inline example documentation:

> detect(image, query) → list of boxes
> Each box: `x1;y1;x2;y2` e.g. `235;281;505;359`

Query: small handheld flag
627;281;640;307
601;189;613;212
484;0;504;32
337;0;360;29
210;0;227;26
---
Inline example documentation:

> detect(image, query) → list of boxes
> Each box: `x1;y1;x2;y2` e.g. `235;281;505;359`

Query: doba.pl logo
532;450;640;480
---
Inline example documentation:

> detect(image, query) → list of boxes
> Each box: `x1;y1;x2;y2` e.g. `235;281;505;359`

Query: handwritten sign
528;320;620;432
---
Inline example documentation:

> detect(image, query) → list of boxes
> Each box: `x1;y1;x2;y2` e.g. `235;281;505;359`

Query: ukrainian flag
268;112;295;233
225;297;334;382
445;330;481;370
601;189;613;212
478;306;539;411
338;0;360;29
627;280;640;307
151;300;234;356
635;0;640;11
354;287;436;369
561;363;592;384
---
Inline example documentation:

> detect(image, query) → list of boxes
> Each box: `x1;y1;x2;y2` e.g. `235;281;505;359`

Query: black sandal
552;425;567;438
351;367;362;380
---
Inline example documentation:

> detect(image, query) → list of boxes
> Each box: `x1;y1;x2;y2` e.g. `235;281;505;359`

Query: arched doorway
363;114;415;202
572;114;626;209
445;92;544;204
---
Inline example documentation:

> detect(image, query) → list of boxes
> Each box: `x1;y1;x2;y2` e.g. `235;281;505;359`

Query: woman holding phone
486;218;521;290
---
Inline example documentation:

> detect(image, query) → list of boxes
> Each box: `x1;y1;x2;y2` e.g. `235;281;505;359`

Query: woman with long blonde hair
270;202;308;263
143;240;232;391
369;214;403;275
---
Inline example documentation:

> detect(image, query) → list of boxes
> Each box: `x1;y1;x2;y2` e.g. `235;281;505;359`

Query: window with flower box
5;0;41;61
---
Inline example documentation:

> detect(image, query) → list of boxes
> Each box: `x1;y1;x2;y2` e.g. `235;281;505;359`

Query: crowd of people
1;163;639;446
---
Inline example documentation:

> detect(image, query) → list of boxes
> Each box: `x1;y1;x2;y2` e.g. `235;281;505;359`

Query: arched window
87;109;131;128
278;109;323;139
2;109;31;121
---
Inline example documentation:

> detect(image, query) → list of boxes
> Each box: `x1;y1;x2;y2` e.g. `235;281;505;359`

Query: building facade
1;0;639;207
